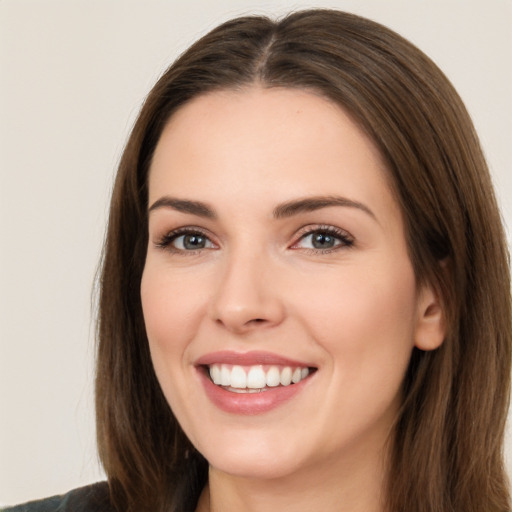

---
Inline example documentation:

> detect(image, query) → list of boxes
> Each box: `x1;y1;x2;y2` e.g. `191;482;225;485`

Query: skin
141;87;445;512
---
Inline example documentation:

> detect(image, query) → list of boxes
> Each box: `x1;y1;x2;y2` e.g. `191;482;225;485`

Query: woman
5;8;510;512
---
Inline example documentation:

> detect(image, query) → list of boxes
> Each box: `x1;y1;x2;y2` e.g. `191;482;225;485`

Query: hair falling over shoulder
95;9;511;512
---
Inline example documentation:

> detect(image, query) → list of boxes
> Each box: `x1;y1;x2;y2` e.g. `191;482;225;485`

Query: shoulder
1;482;113;512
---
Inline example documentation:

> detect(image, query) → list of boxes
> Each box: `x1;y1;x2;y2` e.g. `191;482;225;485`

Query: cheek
140;264;210;396
141;264;206;348
305;259;416;340
291;259;418;388
140;264;211;425
302;262;418;439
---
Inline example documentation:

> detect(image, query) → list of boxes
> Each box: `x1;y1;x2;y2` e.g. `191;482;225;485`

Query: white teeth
292;368;302;384
266;366;281;387
247;366;267;389
220;365;231;386
210;365;221;385
231;365;247;388
208;363;312;390
280;367;292;386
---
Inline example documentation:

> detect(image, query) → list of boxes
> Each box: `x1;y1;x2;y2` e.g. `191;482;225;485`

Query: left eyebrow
273;195;377;221
148;196;216;219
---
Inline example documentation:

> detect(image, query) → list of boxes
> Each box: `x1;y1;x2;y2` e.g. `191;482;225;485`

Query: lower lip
198;368;312;415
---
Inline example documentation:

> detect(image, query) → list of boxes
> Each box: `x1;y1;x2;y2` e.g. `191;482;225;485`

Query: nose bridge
210;239;284;332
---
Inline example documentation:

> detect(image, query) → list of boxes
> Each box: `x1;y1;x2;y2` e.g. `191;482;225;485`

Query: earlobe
414;284;446;351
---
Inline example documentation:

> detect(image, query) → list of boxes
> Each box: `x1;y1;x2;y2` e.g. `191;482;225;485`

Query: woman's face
141;87;443;481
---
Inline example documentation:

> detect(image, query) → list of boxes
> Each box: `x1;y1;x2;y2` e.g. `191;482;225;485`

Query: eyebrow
273;195;377;221
148;197;217;218
148;195;376;221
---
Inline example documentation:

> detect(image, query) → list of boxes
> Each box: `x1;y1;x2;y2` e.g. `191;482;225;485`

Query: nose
209;247;286;334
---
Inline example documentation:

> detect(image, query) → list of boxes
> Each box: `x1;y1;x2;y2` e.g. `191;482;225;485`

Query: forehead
148;87;397;220
154;87;377;162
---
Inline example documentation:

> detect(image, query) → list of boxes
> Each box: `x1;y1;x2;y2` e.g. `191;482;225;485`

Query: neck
195;443;389;512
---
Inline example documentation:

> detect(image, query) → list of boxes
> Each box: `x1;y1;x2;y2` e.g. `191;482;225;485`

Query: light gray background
1;0;511;505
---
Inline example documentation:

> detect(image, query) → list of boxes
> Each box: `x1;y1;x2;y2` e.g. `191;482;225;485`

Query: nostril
246;318;268;326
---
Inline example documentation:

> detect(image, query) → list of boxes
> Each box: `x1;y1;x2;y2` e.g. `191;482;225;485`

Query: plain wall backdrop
1;0;511;505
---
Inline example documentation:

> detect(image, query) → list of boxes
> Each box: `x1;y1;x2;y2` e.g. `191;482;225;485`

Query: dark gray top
1;483;113;512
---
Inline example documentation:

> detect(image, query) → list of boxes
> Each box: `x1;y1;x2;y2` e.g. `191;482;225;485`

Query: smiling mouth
204;364;316;393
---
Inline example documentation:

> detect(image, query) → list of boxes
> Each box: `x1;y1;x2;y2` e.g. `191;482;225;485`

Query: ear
414;282;446;351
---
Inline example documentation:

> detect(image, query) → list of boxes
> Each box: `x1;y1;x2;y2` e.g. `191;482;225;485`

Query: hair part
96;9;511;511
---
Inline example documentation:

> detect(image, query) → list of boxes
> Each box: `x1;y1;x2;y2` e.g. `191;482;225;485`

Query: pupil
184;234;205;249
312;233;334;249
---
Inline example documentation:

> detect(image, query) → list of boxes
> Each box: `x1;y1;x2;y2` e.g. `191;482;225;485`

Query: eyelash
291;225;354;254
154;225;354;255
155;227;214;254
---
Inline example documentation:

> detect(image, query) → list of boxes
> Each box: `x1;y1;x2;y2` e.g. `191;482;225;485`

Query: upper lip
195;350;315;368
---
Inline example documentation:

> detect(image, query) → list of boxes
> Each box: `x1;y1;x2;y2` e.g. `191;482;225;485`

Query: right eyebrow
148;196;216;219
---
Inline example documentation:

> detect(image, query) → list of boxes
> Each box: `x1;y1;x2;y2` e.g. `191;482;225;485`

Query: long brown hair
96;9;511;512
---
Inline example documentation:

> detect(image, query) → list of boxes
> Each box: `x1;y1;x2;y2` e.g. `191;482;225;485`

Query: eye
292;226;354;253
173;233;214;250
155;228;216;253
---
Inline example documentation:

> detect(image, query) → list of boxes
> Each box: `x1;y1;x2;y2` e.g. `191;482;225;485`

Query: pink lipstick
195;351;316;415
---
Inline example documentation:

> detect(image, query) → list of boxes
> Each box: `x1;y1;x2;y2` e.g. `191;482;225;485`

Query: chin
195;431;307;480
208;453;302;481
